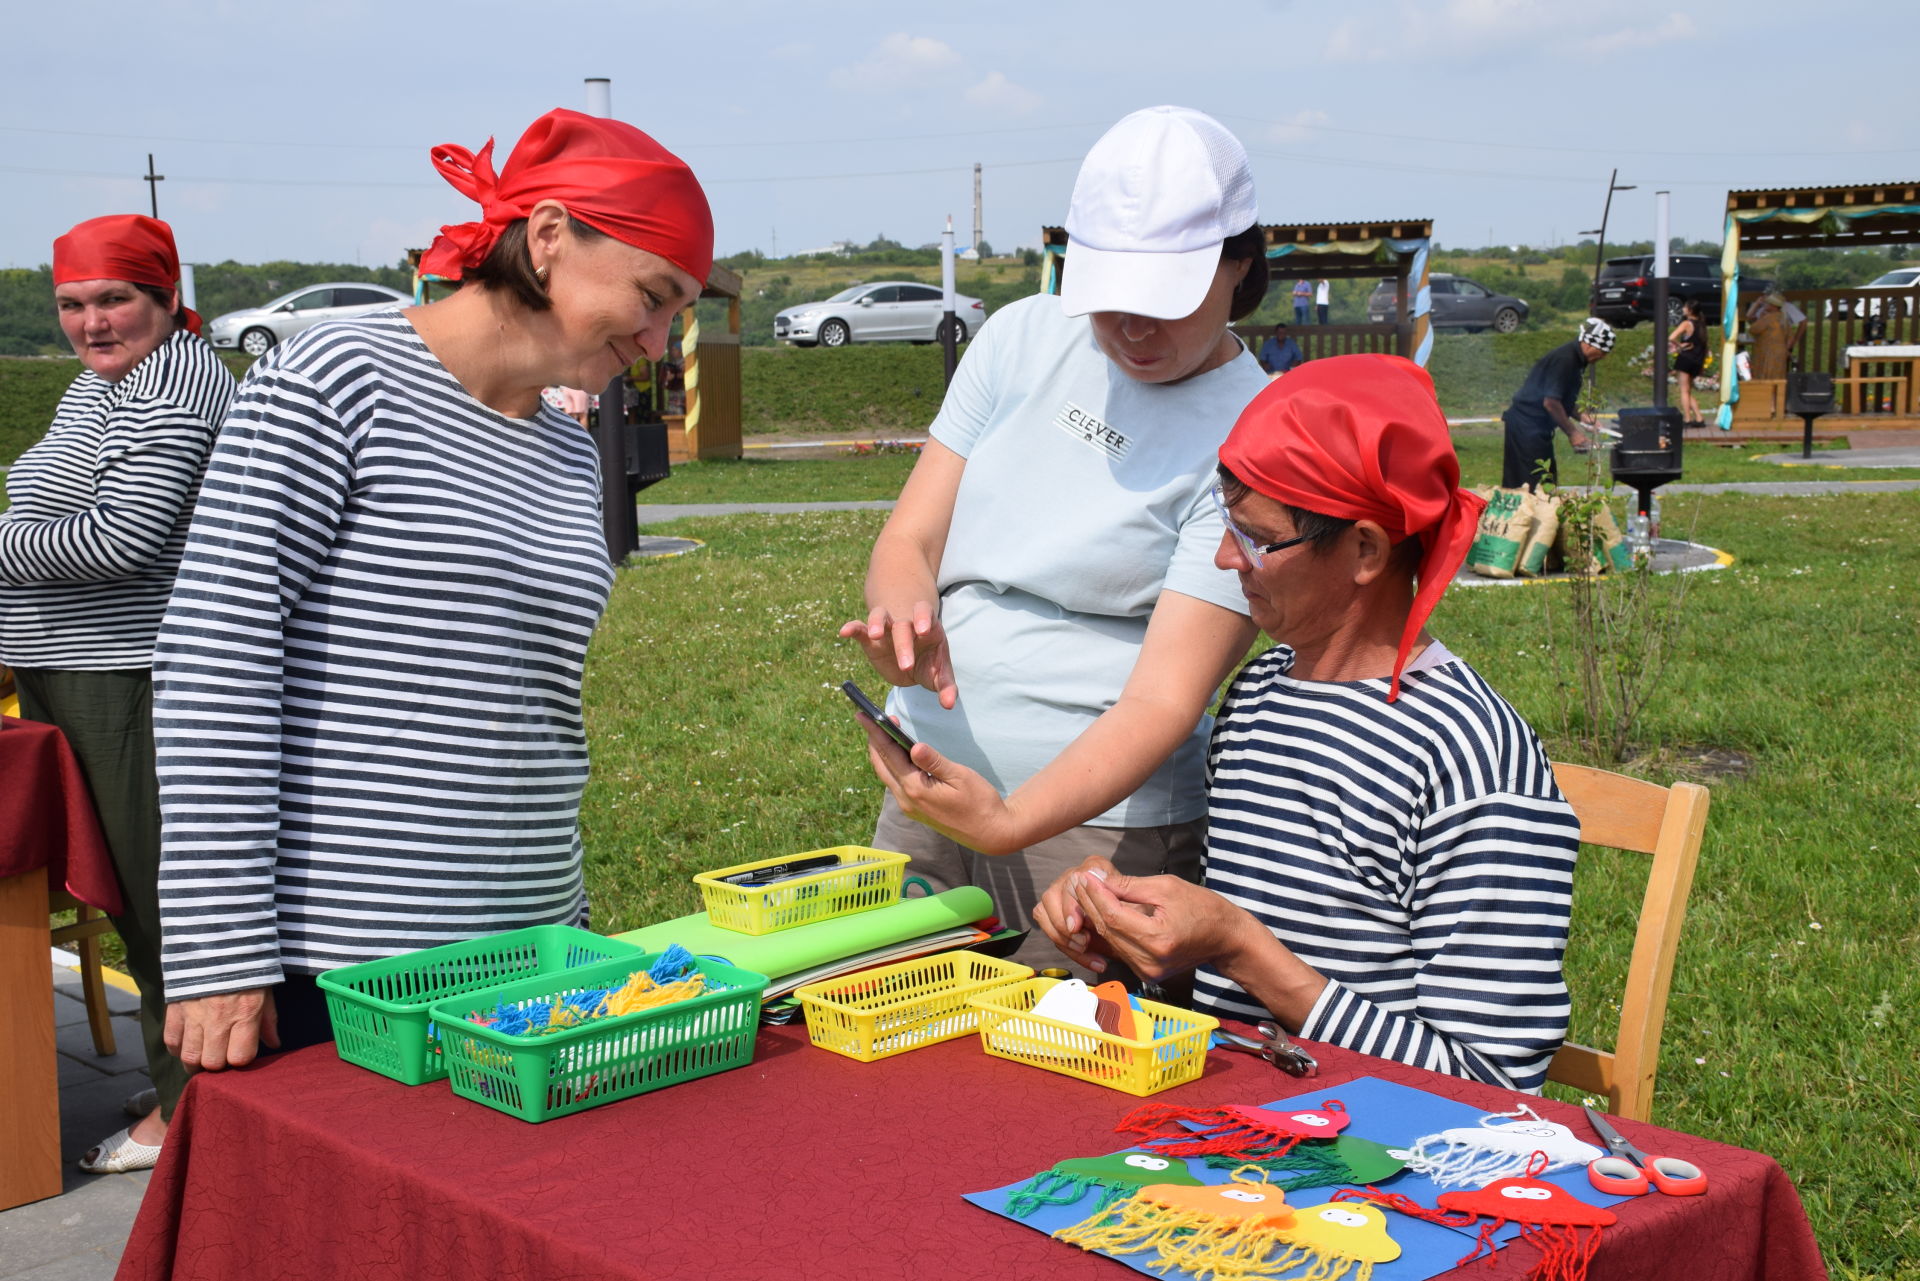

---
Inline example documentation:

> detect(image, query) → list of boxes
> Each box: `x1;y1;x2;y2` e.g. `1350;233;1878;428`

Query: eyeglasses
1209;484;1312;568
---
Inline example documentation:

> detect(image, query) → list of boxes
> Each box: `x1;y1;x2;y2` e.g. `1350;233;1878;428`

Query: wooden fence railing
1779;289;1918;379
1233;322;1408;363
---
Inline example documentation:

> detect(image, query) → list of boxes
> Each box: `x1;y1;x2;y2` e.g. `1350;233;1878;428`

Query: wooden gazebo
1041;219;1436;364
1717;183;1920;429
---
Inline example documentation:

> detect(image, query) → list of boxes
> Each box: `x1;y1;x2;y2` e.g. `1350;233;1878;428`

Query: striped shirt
1194;643;1580;1093
152;311;614;1000
0;330;235;669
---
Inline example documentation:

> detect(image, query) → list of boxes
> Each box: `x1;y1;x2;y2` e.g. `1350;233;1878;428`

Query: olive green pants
17;666;188;1120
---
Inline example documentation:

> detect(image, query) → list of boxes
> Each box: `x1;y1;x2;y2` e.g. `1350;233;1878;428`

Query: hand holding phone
841;681;917;754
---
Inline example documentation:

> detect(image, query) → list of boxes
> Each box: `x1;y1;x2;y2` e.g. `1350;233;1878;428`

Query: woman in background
1669;298;1709;428
0;214;235;1171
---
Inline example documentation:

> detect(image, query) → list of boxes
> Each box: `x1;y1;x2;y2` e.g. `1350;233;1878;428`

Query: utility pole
142;154;164;218
972;163;983;253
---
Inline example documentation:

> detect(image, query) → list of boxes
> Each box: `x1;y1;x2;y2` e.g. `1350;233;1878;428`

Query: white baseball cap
1060;106;1257;321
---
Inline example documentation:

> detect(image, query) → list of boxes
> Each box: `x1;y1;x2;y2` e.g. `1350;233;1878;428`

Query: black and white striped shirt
1194;643;1580;1093
0;330;235;669
152;311;614;1000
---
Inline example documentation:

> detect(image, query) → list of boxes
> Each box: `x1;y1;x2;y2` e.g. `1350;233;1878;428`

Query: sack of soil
1515;490;1561;577
1467;487;1535;579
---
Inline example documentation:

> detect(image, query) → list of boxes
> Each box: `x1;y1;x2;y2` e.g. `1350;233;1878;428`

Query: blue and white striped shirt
0;330;235;669
152;312;613;1000
1194;643;1580;1092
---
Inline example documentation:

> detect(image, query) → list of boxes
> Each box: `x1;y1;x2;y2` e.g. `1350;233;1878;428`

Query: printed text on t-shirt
1054;401;1132;460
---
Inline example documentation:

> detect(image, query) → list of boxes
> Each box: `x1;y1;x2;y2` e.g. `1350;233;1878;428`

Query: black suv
1591;254;1773;328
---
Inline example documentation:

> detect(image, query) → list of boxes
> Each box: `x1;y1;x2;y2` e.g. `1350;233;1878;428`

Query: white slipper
78;1127;163;1174
123;1087;159;1119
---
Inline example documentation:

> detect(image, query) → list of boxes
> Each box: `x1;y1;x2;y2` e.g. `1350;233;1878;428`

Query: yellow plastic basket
796;951;1033;1062
694;846;909;936
968;977;1218;1097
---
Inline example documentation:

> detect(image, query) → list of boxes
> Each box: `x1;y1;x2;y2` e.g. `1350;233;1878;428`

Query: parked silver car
205;282;412;357
774;281;985;347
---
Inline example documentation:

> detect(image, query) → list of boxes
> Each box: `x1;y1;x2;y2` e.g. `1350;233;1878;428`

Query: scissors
1583;1106;1708;1198
1213;1022;1319;1078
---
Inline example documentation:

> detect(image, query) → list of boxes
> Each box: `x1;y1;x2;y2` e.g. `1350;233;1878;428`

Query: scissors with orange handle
1584;1107;1708;1197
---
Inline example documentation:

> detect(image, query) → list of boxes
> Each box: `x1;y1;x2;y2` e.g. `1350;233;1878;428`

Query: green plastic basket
430;952;768;1123
316;925;642;1085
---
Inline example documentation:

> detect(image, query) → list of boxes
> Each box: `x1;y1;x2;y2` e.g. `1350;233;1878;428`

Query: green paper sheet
614;886;995;980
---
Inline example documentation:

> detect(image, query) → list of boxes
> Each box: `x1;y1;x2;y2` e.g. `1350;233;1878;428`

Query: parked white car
774;281;984;347
1830;267;1919;319
205;282;412;357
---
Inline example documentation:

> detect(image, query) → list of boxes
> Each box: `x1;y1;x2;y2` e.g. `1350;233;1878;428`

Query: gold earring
535;265;550;285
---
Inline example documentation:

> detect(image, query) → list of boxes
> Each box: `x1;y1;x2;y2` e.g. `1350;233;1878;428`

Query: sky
4;0;1916;275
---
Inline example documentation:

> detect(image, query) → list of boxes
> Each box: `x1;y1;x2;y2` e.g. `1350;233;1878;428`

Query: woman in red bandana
1;214;236;1173
1033;356;1586;1094
148;111;712;1084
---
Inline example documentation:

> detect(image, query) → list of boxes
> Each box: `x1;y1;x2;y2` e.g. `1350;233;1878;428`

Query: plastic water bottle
1625;511;1653;563
1649;492;1662;540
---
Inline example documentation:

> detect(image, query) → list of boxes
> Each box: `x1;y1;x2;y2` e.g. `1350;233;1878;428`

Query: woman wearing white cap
841;106;1269;973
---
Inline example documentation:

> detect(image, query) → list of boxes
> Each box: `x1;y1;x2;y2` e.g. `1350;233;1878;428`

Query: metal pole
1652;191;1671;410
584;78;612;119
1591;167;1617;297
143;154;164;219
940;215;958;386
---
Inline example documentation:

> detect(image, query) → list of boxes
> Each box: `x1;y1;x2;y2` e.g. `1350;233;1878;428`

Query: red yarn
1114;1100;1349;1162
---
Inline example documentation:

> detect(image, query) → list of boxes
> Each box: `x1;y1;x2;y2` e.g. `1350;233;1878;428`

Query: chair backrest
1546;762;1710;1122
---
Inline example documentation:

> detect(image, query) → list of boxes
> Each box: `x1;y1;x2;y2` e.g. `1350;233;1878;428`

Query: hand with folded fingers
165;986;280;1071
838;600;957;710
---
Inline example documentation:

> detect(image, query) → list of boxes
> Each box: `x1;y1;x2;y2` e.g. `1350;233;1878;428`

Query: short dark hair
1221;224;1269;322
463;215;610;311
1217;461;1423;572
1272;321;1289;332
132;283;189;332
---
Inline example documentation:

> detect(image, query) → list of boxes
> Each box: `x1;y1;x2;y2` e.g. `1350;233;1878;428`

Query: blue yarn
648;943;698;983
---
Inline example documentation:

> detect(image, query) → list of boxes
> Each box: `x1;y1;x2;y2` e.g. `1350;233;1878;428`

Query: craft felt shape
1004;1150;1203;1219
1056;1170;1298;1281
1265;1201;1403;1281
1202;1134;1408;1194
1343;1151;1618;1281
1390;1104;1604;1189
1118;1100;1351;1162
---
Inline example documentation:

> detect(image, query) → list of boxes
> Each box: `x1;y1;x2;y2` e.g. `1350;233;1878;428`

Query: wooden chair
49;888;119;1056
1546;763;1710;1123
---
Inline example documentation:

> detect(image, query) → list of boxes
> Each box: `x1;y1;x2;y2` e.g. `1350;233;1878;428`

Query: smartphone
841;681;918;754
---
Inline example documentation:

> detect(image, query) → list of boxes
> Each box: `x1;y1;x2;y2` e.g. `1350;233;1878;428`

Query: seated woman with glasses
1031;357;1584;1093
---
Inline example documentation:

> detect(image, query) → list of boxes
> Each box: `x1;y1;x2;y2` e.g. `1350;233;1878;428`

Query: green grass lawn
582;488;1918;1278
634;430;1920;511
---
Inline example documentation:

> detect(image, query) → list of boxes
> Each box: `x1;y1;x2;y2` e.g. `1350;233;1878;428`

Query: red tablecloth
117;1022;1824;1281
0;715;122;914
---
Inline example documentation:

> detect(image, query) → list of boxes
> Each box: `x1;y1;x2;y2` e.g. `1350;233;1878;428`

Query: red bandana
52;214;201;335
1219;354;1487;701
420;108;713;287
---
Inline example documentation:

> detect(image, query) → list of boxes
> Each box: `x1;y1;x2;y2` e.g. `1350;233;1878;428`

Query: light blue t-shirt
889;294;1268;827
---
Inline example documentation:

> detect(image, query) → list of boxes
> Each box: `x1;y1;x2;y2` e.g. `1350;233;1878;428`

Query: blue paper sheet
963;1075;1628;1281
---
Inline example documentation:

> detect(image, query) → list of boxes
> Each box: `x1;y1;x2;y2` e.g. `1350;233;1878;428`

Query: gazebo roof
1725;183;1920;250
1042;220;1432;279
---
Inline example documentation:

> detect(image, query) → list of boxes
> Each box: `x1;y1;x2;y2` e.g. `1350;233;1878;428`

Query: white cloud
828;33;966;92
965;71;1043;115
1265;108;1330;145
1585;12;1696;55
1326;0;1558;62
